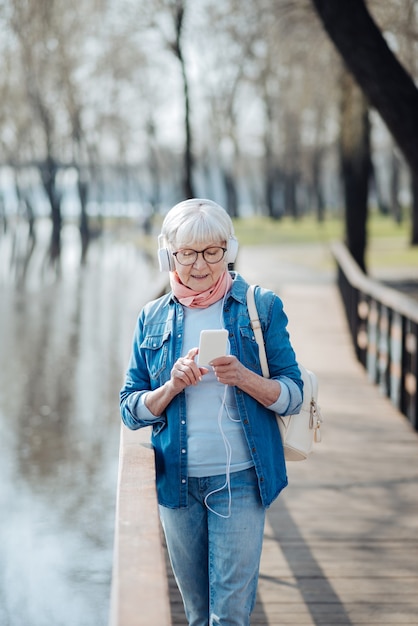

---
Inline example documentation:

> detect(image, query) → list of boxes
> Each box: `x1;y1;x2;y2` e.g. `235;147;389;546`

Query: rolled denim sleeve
120;312;167;432
267;376;302;416
267;379;290;415
121;390;163;429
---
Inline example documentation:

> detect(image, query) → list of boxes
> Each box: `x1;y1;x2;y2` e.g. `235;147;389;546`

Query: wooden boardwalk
168;244;418;626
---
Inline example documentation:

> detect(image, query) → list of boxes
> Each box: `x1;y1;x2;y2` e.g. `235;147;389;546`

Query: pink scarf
170;270;233;308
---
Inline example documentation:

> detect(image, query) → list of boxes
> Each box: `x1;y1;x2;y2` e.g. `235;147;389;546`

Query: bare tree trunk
180;52;194;199
283;112;301;219
411;172;418;246
370;160;389;216
172;1;194;199
77;169;89;264
223;171;239;219
285;172;299;219
390;150;402;224
70;114;91;263
0;195;6;234
14;167;36;242
312;148;325;222
265;166;275;219
310;0;418;244
146;118;161;211
263;95;276;218
40;156;62;262
340;70;371;272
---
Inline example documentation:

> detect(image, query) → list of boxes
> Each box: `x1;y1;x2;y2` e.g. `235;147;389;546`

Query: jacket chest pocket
141;330;172;381
239;326;262;372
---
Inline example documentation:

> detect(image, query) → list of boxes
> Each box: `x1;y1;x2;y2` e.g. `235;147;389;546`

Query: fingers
186;347;199;360
210;355;232;367
171;351;236;390
171;348;205;389
210;355;242;385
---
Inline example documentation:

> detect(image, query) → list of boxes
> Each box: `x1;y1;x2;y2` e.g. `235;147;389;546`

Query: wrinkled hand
170;347;209;392
210;355;246;386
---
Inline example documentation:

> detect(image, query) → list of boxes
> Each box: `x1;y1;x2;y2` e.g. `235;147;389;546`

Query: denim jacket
120;272;303;509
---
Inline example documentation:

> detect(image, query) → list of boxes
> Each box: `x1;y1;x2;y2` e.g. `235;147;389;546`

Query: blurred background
0;1;417;625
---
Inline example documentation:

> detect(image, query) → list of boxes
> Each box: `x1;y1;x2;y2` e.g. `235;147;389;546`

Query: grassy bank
232;214;417;271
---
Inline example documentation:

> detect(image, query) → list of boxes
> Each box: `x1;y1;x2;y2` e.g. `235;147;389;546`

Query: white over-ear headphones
157;234;239;272
158;235;175;272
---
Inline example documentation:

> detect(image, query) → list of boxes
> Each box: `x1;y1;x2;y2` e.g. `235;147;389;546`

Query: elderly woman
120;198;302;626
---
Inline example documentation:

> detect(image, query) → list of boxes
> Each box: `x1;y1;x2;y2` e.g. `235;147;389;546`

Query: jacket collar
229;272;250;305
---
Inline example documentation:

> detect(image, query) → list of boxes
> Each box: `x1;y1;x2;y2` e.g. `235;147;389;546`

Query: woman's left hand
210;355;246;386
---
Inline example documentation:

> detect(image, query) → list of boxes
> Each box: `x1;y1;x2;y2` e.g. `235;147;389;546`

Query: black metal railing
332;242;418;431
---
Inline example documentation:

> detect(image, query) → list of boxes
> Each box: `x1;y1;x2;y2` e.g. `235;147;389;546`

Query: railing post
377;305;390;395
389;311;403;409
402;320;418;430
367;299;379;384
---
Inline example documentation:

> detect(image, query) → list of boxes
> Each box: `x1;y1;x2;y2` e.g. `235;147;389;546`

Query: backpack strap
246;285;270;379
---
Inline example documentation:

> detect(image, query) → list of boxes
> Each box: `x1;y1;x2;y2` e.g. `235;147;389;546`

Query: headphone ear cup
158;247;174;272
225;236;239;264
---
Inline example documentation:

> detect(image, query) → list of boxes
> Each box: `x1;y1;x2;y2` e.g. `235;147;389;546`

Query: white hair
161;198;235;249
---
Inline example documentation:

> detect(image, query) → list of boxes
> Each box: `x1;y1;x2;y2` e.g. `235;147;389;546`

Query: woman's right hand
170;347;209;393
144;348;208;417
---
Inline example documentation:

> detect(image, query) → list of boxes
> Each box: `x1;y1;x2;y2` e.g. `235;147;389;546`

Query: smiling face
172;241;227;292
161;199;237;290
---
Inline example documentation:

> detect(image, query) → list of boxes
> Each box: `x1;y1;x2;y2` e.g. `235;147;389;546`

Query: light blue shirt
181;301;253;477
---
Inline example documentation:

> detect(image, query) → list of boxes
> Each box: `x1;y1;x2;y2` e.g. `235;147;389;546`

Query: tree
11;0;64;262
248;0;339;220
142;0;195;199
55;14;92;264
340;69;371;271
197;0;263;217
170;0;194;199
310;0;418;245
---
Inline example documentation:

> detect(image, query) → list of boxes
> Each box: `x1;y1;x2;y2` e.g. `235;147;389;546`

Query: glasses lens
202;247;225;263
175;250;197;265
174;247;225;265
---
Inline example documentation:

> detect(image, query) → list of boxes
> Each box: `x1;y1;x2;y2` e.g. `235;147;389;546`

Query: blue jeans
159;467;266;626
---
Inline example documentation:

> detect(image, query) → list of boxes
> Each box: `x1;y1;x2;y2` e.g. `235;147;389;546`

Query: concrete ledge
109;425;172;626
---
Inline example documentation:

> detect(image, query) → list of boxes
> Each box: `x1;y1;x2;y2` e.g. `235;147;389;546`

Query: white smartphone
197;329;229;366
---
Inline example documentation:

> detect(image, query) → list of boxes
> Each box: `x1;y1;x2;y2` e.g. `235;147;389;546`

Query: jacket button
243;419;249;425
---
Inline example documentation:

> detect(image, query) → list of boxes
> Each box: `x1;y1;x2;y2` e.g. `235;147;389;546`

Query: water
0;221;165;626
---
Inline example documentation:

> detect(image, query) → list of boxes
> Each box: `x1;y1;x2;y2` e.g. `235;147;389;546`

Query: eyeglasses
172;246;227;266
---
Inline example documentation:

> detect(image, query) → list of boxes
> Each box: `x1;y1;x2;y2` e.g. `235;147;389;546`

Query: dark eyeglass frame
172;246;227;266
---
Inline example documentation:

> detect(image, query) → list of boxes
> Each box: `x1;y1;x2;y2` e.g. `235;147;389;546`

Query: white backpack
246;285;322;461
